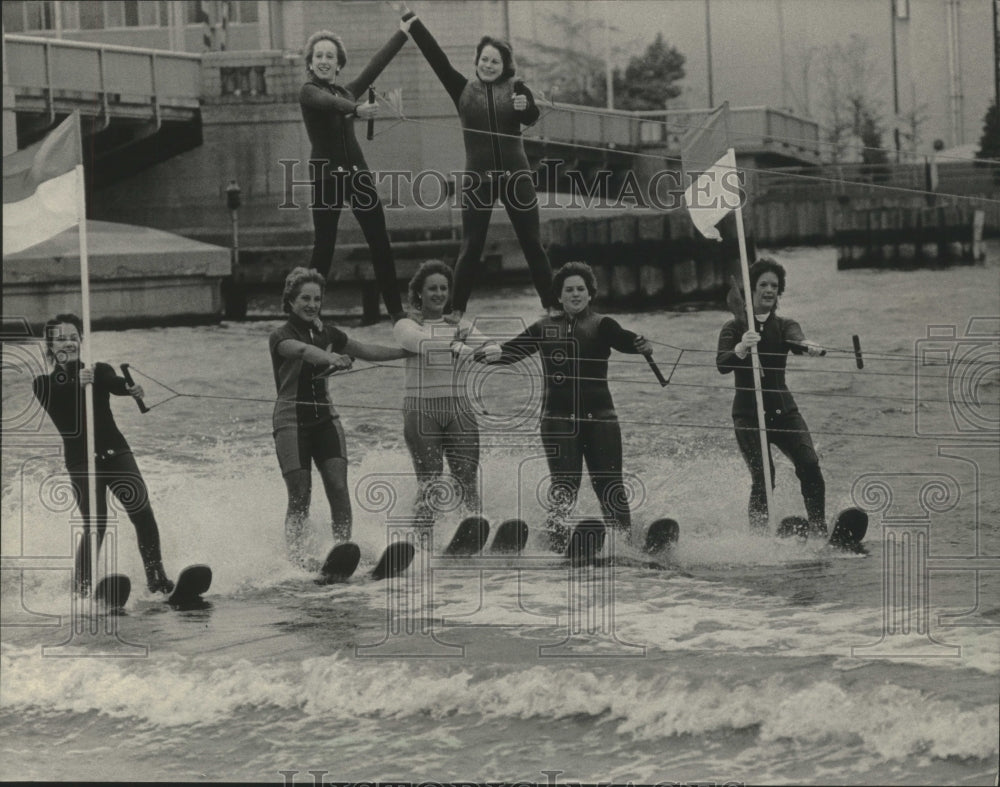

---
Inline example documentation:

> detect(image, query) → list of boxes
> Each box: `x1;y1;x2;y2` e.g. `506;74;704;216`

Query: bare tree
816;35;888;164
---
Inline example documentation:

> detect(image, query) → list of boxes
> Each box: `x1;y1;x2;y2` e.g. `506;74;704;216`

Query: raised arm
345;28;410;99
405;17;468;105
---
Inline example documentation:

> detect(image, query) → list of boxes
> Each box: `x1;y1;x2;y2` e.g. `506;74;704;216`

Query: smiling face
419;273;450;317
752;271;780;313
309;39;339;83
290;282;323;322
48;322;81;366
558;275;591;315
476;44;504;82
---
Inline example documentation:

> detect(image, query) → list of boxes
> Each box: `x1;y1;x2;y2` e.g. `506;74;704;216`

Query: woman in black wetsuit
716;258;827;534
392;1;557;322
269;267;408;570
32;314;174;596
299;21;413;322
476;262;654;552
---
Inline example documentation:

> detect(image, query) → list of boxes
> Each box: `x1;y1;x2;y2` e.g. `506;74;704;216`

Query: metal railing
528;102;822;161
4;34;202;124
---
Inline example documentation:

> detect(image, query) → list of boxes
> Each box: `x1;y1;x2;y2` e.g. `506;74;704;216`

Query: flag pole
73;112;99;589
731;154;774;530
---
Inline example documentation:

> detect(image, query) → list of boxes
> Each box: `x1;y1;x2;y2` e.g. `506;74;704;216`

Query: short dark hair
552;261;597;301
474;36;516;81
282;266;326;313
408;259;453;311
43;313;84;360
749;257;786;296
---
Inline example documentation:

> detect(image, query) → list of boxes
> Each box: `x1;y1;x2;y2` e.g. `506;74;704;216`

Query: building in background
2;0;995;239
4;0;992;154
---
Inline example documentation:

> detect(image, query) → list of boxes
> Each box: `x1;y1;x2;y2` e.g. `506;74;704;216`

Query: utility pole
705;0;714;106
994;0;999;110
604;0;614;110
890;0;901;162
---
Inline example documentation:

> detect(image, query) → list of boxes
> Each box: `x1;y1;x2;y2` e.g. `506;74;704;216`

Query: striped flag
681;102;737;241
3;114;83;256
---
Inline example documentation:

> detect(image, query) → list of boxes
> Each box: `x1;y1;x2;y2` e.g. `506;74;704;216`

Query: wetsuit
299;28;410;317
490;309;643;549
394;316;497;524
269;315;350;475
716;313;826;533
32;362;170;593
406;17;556;312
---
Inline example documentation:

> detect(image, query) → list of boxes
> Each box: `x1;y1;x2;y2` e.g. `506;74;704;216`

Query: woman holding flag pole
716;260;828;535
682;105;826;535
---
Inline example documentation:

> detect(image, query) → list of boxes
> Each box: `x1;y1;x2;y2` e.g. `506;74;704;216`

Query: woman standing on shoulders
391;0;557;321
476;262;653;552
299;18;414;322
270;267;408;568
393;261;500;529
32;314;174;596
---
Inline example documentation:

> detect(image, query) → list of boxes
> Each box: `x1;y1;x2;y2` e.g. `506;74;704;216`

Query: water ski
94;574;131;610
371;541;416;581
315;542;362;585
490;518;529;554
828;507;868;552
444;516;490;556
167;564;212;608
566;519;606;566
642;518;680;555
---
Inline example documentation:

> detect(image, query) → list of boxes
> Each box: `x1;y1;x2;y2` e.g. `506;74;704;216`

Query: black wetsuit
491;309;643;548
716;313;826;533
269;315;350;475
32;362;170;592
299;29;409;317
407;17;555;311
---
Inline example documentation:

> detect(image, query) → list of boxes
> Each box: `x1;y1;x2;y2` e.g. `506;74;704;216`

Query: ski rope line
372;92;1000;207
122;354;998;443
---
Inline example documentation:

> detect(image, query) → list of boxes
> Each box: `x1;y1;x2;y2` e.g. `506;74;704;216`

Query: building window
104;0;124;28
25;1;55;30
220;66;267;97
2;2;26;32
2;1;57;32
235;0;258;24
78;0;103;29
186;1;259;26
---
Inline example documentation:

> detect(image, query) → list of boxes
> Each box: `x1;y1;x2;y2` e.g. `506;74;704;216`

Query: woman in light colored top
392;260;500;526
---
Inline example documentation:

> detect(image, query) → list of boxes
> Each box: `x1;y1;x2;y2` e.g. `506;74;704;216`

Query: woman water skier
475;262;654;552
269;267;409;568
299;20;414;323
716;257;827;534
391;0;557;322
32;314;174;596
392;260;500;529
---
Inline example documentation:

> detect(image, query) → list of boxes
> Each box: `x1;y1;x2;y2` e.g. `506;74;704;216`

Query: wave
2;647;996;764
